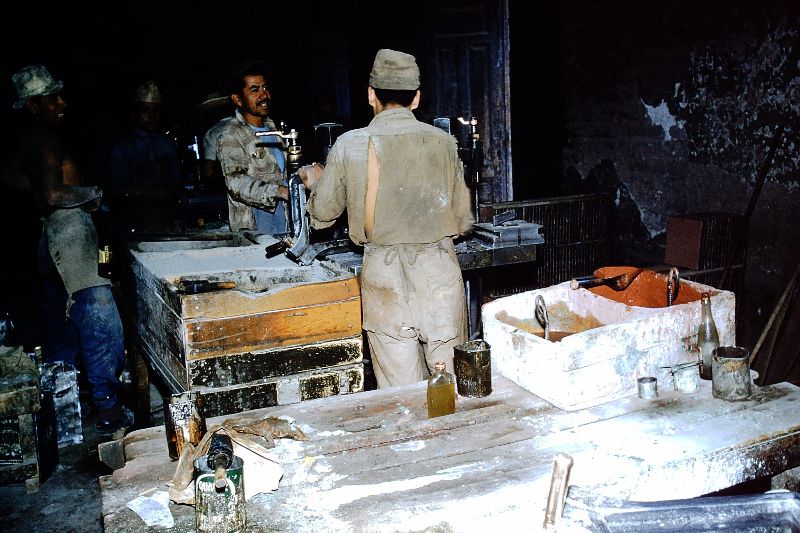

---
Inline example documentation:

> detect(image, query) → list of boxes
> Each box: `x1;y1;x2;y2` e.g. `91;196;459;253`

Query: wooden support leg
127;343;150;428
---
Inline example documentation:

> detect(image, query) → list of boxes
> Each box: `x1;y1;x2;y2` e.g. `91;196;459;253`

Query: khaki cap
369;49;420;90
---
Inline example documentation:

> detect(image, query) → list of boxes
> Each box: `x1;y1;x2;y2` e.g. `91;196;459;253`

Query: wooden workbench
99;375;800;532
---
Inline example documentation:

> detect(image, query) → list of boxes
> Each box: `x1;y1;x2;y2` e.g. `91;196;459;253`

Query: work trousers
38;235;125;410
361;238;467;388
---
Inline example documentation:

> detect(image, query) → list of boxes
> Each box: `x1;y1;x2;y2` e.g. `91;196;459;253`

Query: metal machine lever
535;295;551;341
314;122;342;160
457;116;481;222
254;129;300;141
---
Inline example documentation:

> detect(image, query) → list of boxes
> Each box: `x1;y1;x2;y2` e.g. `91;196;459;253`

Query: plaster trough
482;270;735;411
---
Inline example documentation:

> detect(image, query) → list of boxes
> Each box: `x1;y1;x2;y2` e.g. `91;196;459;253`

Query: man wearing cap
305;49;474;388
109;80;181;232
217;62;289;235
12;64;133;435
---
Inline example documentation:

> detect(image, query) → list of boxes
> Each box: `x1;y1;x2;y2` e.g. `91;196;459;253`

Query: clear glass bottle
697;292;720;380
427;361;456;418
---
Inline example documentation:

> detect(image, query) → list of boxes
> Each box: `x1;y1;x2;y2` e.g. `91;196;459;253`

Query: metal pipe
543;452;574;530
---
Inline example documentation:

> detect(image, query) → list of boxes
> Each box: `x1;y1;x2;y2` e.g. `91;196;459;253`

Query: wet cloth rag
169;416;307;504
44;208;109;313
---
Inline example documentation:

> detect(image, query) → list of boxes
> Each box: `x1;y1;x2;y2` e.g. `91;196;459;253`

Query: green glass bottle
697;293;720;380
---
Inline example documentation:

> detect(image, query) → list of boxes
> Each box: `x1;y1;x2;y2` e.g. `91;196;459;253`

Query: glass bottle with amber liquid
697;292;719;380
427;361;456;418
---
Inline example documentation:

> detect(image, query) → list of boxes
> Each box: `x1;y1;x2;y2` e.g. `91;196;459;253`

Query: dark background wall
552;1;800;363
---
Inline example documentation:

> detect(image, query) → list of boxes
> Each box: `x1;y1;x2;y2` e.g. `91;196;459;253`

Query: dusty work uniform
307;107;474;387
217;110;287;234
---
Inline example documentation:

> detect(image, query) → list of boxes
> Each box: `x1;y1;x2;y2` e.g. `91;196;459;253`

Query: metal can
194;455;246;533
637;376;658;399
453;339;492;398
712;346;752;401
164;391;207;460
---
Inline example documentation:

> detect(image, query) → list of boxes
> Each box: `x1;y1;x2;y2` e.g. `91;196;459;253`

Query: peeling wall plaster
677;23;800;185
642;99;683;142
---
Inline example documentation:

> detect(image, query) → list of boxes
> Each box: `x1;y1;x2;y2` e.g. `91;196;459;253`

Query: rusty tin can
164;390;207;460
712;346;752;401
453;339;492;398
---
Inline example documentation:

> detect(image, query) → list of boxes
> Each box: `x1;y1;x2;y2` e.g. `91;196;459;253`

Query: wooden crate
0;346;57;493
665;212;743;270
128;240;364;417
481;195;611;299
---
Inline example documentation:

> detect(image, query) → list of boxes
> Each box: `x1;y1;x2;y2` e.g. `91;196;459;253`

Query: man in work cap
109;79;181;232
134;80;162;104
11;64;64;110
12;64;133;435
304;49;474;388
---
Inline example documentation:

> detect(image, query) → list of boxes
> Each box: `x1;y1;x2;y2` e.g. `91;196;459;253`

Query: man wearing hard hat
12;64;133;435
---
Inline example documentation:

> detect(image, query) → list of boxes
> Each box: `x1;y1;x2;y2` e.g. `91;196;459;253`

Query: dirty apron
361;237;467;388
44;208;109;313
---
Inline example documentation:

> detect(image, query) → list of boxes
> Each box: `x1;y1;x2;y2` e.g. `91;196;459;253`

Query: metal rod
543;452;574;530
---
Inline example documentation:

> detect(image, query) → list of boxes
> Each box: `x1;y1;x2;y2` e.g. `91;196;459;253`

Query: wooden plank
185;299;362;359
134;273;185;363
188;337;363;387
0;413;40;490
130;256;183;318
199;381;278;418
196;362;364;417
180;277;360;320
0;387;39;418
100;378;800;532
137;333;188;392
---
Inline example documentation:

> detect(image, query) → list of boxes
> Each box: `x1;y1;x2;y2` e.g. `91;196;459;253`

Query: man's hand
79;186;103;212
298;162;324;191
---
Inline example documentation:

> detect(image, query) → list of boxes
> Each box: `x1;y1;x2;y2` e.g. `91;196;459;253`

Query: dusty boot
96;403;134;436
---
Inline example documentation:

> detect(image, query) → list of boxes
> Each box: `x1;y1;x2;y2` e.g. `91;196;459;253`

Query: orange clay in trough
588;266;702;307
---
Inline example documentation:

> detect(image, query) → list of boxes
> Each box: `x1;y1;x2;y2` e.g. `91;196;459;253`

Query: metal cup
671;361;700;393
637;376;658;399
453;340;492;397
712;346;752;401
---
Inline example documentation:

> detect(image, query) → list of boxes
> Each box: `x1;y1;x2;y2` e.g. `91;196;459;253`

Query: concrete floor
0;383;165;532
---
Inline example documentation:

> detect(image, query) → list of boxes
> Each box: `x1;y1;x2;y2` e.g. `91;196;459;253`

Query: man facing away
216;62;289;236
13;64;133;435
304;49;474;388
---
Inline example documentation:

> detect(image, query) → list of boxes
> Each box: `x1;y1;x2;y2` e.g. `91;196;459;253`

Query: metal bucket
712;346;752;401
453;339;492;397
194;455;246;533
165;391;207;460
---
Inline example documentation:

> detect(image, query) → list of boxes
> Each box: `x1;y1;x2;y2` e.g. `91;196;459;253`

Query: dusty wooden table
99;375;800;532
